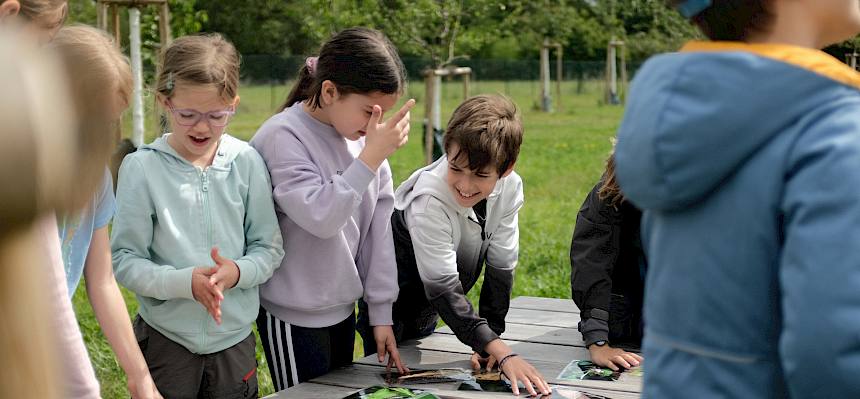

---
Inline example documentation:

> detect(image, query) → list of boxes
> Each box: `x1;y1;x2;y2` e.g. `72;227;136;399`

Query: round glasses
167;101;235;128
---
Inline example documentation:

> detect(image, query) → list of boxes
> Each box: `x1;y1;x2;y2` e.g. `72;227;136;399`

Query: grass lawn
73;79;625;398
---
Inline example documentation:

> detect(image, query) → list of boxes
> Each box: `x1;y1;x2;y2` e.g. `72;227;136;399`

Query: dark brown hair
279;27;406;112
598;154;624;208
669;0;773;41
443;95;522;176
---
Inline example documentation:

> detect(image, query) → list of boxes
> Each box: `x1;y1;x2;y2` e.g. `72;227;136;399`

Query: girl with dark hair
250;27;415;390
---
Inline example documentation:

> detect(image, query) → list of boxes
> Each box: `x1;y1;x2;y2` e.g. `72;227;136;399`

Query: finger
534;373;551;395
623;353;640;366
487;355;497;372
521;375;537;397
376;341;386;364
509;375;520;396
631;353;644;362
604;359;619;371
395;113;411;131
613;356;631;369
367;104;383;130
386;99;416;127
210;247;226;265
470;354;481;370
389;348;407;374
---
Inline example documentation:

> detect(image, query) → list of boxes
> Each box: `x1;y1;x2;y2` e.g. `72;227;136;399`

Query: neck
303;101;332;126
745;2;832;49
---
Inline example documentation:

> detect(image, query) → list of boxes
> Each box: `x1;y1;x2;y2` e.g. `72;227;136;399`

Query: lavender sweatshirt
250;102;398;328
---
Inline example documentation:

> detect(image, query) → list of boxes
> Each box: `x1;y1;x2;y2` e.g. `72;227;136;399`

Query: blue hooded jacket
615;41;860;398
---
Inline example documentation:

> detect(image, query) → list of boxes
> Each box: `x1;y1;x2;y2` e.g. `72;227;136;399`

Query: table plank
504;307;580;328
510;296;579;314
313;363;640;399
436;323;585;347
262;382;357;398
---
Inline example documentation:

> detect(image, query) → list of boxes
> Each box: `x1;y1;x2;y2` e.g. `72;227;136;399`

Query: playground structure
540;39;563;112
96;0;171;147
423;66;472;164
846;51;860;70
605;38;627;105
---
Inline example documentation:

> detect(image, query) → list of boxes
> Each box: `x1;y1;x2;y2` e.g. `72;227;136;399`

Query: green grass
75;79;624;397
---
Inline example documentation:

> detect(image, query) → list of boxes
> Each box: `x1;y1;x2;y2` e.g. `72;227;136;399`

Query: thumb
210;247;226;265
366;105;382;131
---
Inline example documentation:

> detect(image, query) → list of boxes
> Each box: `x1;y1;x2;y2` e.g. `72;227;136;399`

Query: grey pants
134;316;258;399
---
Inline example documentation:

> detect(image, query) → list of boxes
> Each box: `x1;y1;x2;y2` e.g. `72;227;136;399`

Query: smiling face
162;83;237;167
445;143;512;208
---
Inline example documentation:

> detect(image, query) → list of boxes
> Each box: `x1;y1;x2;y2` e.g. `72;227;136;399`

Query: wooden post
462;73;470;99
540;39;552;112
424;71;435;165
555;43;562;111
159;2;172;47
111;5;120;47
619;45;628;102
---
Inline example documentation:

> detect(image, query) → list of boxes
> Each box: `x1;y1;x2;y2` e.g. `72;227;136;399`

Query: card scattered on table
341;385;440;399
557;360;643;382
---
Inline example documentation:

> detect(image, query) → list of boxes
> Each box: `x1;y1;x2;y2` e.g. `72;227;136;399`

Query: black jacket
570;179;645;347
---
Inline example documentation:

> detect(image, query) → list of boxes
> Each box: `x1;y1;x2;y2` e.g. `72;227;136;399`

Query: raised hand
359;99;415;170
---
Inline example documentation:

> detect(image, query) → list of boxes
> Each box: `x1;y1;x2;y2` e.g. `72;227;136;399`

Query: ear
0;1;21;18
501;162;516;178
231;95;241;108
319;80;339;105
156;93;170;109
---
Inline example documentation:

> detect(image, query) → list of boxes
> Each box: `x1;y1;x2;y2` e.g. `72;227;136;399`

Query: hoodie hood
139;133;246;170
394;156;504;214
615;41;860;211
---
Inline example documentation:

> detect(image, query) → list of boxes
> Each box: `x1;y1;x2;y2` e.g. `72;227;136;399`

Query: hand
497;354;551;397
470;352;498;371
359;99;415;170
127;372;163;399
208;247;240;294
588;344;643;371
192;266;222;324
373;325;409;374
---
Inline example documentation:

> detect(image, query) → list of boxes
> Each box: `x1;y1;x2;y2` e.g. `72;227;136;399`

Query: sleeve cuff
473;323;500;354
338;158;376;198
162;267;195;300
579;317;610;347
234;258;258;289
367;301;394;326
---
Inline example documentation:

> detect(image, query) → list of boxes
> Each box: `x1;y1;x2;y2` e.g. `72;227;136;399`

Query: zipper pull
201;171;209;192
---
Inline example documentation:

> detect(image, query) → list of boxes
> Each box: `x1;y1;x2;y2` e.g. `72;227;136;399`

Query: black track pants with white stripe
256;307;355;392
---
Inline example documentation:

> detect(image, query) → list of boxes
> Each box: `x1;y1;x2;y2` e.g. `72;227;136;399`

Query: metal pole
129;7;145;146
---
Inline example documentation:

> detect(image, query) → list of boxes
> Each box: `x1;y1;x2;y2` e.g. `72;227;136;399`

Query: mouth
457;189;478;200
358;130;366;137
189;135;211;146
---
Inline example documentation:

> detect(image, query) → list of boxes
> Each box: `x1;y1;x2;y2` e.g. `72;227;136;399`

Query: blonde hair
17;0;66;21
50;24;132;210
0;30;77;399
156;33;240;103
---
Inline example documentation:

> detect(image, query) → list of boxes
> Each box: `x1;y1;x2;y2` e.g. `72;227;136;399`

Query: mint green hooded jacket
111;134;284;354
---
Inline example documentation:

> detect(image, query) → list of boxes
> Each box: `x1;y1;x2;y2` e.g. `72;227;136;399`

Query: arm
268;134;376;239
779;117;860;398
85;228;161;399
233;150;285;289
480;181;524;337
570;181;619;347
111;157;194;300
407;202;498;354
359;161;398;326
37;216;101;399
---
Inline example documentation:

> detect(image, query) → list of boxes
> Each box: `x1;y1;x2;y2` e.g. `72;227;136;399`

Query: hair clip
165;71;175;93
305;56;319;76
677;0;712;18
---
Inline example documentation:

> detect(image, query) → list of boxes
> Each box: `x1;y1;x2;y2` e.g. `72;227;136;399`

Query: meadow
72;79;625;397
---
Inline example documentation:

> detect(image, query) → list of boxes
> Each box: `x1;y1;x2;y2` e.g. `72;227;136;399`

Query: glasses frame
166;100;236;128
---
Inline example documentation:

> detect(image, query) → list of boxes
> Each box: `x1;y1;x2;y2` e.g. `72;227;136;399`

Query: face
445;143;513;208
162;83;237;166
320;82;398;141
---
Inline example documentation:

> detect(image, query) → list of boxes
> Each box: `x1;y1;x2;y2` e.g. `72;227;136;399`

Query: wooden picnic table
264;296;642;398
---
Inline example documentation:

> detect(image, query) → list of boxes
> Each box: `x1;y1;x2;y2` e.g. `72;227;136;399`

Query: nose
192;117;210;133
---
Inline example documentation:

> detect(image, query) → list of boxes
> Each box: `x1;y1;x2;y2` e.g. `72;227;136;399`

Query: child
614;0;860;397
250;27;413;390
111;33;284;398
0;29;76;399
364;94;550;397
570;152;644;371
51;25;163;399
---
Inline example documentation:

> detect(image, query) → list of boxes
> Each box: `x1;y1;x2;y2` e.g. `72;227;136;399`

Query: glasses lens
207;111;233;127
174;110;201;126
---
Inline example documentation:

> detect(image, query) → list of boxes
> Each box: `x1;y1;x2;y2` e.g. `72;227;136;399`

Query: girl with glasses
111;33;284;399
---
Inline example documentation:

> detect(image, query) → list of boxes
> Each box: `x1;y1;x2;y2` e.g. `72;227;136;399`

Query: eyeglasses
166;100;235;128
